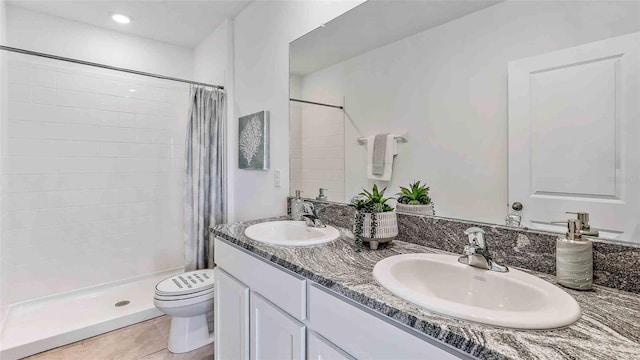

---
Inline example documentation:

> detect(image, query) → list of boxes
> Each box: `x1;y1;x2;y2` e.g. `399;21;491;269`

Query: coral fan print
238;110;270;170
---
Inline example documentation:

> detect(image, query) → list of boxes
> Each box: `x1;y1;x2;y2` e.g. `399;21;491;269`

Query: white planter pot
396;203;434;216
353;211;399;250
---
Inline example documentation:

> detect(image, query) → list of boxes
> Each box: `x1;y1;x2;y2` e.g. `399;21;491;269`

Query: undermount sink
373;253;581;329
244;220;340;247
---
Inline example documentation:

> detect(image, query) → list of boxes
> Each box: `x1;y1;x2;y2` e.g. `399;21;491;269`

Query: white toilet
154;269;215;353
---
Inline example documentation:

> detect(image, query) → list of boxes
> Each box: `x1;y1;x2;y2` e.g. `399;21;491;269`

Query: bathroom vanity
211;219;640;360
214;237;464;360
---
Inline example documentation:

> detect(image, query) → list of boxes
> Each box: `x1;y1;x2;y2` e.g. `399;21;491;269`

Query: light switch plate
274;169;281;187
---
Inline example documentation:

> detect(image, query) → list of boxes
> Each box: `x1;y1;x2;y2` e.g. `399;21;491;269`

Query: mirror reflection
289;0;640;244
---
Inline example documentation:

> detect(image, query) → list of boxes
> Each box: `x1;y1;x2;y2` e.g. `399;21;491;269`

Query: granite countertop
211;217;640;360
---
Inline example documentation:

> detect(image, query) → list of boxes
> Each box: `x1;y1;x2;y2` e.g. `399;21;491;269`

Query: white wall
6;6;194;79
232;0;364;221
193;19;235;222
0;0;8;311
297;0;640;224
193;20;229;86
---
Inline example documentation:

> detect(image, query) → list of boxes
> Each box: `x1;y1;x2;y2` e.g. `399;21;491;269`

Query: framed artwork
238;111;269;170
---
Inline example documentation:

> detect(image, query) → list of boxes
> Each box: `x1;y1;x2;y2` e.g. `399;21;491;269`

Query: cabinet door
250;292;305;360
215;268;249;360
308;330;354;360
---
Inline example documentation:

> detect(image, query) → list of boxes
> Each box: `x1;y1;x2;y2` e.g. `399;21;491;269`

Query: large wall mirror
289;0;640;244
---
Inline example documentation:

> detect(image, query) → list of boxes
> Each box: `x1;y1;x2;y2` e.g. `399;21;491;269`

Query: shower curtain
184;86;226;271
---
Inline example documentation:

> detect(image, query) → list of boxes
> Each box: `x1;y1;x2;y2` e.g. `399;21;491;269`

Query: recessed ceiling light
128;89;136;93
112;14;131;24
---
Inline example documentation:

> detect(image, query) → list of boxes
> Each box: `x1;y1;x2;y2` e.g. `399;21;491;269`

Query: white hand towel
367;134;397;181
372;133;388;175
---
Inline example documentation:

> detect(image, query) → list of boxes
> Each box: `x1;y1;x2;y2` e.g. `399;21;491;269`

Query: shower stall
0;46;219;359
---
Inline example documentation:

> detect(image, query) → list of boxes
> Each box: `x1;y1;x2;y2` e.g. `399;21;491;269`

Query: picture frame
238;111;270;170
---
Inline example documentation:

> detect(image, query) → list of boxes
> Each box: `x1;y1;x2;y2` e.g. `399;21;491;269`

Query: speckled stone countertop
211;218;640;360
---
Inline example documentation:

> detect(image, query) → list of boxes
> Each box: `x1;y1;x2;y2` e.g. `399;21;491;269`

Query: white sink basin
373;253;581;329
244;221;340;247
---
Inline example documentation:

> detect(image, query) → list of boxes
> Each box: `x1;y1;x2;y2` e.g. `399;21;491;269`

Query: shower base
0;267;183;360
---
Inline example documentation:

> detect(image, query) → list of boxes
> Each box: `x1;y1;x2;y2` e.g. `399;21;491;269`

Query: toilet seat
154;287;215;302
155;269;215;297
154;288;215;308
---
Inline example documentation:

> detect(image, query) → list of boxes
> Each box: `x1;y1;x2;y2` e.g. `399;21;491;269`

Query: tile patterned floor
23;316;214;360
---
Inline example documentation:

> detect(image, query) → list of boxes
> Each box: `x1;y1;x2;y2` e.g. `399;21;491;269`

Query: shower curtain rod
0;45;224;90
289;98;343;110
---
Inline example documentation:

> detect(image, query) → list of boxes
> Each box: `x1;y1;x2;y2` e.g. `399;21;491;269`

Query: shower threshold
0;267;183;360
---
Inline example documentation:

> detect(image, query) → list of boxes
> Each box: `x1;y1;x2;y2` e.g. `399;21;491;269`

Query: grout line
6;186;180;195
9;117;173;130
153;317;170;342
6;155;181;160
138;349;167;360
5;170;184;176
7;136;184;146
7;199;166;213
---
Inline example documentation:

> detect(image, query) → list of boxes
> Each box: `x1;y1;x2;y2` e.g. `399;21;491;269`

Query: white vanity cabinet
308;331;354;360
214;269;249;360
214;237;468;360
250;292;306;360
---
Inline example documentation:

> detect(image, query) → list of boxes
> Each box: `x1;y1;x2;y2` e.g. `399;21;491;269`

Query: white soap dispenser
556;218;593;290
290;190;305;221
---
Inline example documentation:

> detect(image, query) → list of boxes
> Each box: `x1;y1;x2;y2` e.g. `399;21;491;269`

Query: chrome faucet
458;227;508;273
301;202;326;228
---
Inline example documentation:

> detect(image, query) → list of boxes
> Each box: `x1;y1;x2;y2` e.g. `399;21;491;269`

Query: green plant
358;184;394;212
397;180;432;205
350;184;394;251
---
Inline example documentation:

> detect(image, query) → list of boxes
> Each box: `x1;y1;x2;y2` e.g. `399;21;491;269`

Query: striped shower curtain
184;86;226;271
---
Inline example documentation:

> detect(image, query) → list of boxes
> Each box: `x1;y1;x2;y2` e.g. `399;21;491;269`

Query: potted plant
396;180;434;216
351;184;399;250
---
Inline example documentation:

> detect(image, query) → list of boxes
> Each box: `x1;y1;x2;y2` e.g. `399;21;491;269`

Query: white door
215;268;250;360
508;32;640;242
308;330;355;360
250;292;305;360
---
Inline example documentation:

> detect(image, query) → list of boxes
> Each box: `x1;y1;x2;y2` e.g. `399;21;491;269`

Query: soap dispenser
290;190;305;221
316;188;328;201
556;218;593;290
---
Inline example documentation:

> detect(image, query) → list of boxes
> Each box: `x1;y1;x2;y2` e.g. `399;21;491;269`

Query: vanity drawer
215;238;306;320
307;283;466;359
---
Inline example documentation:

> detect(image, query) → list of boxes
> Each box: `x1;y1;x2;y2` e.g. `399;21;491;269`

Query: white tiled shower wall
289;74;345;202
1;54;188;304
300;104;344;202
289;101;345;202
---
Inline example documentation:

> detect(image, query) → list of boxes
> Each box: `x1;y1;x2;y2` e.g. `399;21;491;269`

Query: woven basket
354;211;398;250
396;203;434;216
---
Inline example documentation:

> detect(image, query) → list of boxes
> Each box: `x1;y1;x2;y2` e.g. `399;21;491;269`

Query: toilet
154;269;215;353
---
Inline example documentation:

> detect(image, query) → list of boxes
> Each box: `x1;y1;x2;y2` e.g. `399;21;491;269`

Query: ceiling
290;0;502;75
7;0;253;48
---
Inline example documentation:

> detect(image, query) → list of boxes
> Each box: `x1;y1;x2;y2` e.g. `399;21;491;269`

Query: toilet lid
154;287;215;302
155;269;215;296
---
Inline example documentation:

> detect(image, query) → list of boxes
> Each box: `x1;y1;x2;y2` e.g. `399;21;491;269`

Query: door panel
250;292;305;360
215;268;250;360
308;330;355;360
508;32;640;242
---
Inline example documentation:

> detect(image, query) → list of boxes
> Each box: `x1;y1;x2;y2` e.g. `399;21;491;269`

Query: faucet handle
464;227;485;235
302;201;316;215
464;227;486;248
